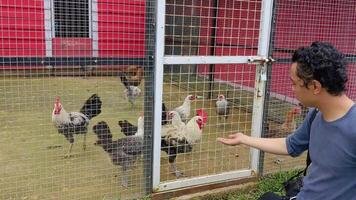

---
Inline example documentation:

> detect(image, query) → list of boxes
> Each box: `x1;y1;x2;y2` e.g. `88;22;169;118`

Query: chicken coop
1;0;356;199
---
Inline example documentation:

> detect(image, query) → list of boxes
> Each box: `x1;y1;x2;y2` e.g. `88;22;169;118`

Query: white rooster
173;95;203;122
161;109;208;177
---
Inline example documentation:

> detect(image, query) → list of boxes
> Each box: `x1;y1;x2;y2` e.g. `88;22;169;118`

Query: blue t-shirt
286;105;356;200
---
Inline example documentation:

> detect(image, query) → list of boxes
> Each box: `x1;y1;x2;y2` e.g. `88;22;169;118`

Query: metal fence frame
152;0;274;192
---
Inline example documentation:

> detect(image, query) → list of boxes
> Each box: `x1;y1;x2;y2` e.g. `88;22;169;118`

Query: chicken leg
168;152;184;178
83;134;87;150
65;143;73;158
121;167;129;188
64;134;74;158
170;162;184;178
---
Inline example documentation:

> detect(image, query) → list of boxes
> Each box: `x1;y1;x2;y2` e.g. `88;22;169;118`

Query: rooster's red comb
196;109;208;125
292;106;302;114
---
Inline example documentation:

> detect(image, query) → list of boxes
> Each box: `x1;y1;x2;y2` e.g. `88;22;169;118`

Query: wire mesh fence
262;0;356;175
0;0;355;199
0;0;155;199
160;64;254;182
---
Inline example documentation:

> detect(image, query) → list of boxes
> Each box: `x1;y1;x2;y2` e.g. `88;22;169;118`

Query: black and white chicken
51;94;102;158
119;73;141;107
93;115;144;188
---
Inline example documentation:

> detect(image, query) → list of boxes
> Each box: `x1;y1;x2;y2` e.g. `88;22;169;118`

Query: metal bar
44;0;52;57
0;57;151;66
276;57;356;64
91;0;99;57
274;47;356;58
156;169;252;192
259;0;279;176
143;0;157;194
250;0;274;175
164;56;256;65
208;0;219;99
4;55;353;67
152;0;165;191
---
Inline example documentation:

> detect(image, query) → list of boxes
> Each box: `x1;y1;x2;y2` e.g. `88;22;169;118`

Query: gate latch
247;56;275;65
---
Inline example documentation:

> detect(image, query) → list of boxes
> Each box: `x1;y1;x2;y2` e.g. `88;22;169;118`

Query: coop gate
152;0;274;191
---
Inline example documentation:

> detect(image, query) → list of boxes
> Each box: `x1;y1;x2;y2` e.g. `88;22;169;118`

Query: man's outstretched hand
217;132;246;146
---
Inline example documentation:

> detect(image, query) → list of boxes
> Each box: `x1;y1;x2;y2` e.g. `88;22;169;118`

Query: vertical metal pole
144;0;158;194
250;0;274;174
259;0;278;176
44;0;53;57
91;0;99;57
208;0;218;99
151;0;165;191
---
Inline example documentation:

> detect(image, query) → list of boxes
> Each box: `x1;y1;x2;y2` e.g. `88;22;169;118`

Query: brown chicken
264;106;301;164
264;106;302;138
119;65;144;87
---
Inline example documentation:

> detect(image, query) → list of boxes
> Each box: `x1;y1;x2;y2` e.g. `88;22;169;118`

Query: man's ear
311;80;322;95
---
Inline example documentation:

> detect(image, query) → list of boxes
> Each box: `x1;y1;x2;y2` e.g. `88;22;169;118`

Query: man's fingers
228;134;236;139
217;137;229;144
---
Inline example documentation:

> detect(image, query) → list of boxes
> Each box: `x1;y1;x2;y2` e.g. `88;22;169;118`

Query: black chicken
118;103;168;136
93;118;144;188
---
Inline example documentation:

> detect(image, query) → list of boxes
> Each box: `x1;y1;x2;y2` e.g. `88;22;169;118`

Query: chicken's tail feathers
118;120;138;136
161;102;169;125
118;120;125;127
118;120;132;128
136;66;144;77
118;73;130;89
92;121;113;142
80;94;102;119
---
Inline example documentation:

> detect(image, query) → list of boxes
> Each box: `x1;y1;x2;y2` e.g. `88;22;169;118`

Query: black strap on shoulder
303;109;318;175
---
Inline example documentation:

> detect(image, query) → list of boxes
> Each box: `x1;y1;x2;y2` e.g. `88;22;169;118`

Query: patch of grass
192;169;302;200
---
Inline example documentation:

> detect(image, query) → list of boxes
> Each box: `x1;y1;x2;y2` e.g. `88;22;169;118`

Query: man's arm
217;133;289;155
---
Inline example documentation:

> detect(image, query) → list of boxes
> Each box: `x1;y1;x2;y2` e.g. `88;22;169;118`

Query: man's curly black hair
292;41;348;96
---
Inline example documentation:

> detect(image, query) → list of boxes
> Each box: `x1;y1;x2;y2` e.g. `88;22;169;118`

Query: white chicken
173;95;203;122
161;109;208;177
216;94;231;124
161;111;185;145
124;86;141;106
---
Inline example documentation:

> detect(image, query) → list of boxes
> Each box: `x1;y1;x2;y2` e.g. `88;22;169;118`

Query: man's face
290;63;314;107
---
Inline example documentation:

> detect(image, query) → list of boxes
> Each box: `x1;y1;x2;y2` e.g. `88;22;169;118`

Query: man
218;42;356;199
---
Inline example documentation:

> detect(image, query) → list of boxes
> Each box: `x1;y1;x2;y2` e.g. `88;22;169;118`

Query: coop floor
0;76;304;199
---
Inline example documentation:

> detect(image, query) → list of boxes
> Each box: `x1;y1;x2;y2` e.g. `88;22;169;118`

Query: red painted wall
0;0;45;57
197;0;356;99
197;0;261;88
97;0;146;57
0;0;147;59
270;0;356;99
